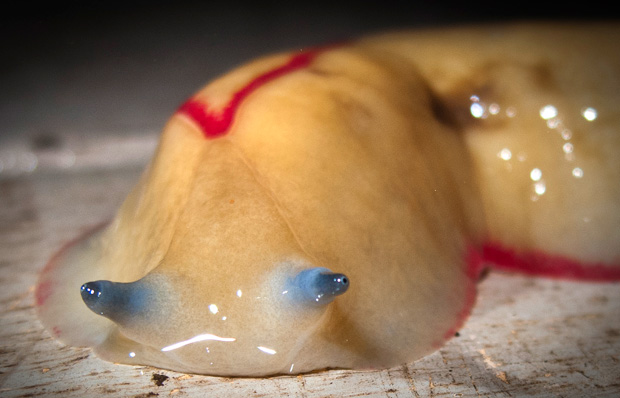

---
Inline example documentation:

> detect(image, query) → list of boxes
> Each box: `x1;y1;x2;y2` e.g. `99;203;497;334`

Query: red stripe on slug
52;326;62;337
177;99;232;138
437;242;620;347
36;222;109;308
436;246;482;347
482;242;620;282
177;48;331;138
35;281;52;307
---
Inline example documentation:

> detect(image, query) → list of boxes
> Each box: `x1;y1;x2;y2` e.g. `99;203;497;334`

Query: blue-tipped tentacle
287;267;349;305
80;279;150;322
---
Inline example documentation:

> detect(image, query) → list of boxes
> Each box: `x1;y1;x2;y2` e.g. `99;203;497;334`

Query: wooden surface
1;133;619;397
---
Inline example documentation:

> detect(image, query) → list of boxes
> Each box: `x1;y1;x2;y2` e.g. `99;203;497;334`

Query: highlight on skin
36;23;620;376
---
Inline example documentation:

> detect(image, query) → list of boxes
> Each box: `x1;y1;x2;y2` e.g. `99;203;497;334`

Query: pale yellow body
37;23;620;376
367;25;620;263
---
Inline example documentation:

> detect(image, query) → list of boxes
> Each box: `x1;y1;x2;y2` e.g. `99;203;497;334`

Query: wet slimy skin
36;23;620;376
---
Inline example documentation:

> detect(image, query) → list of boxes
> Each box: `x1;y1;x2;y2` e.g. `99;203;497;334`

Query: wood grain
1;134;619;397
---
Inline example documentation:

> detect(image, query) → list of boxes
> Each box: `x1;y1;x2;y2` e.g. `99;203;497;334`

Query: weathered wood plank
0;135;619;397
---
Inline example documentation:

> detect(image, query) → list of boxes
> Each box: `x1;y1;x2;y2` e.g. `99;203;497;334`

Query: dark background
0;1;616;141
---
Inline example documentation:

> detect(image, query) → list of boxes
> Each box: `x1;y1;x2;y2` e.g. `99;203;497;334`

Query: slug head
68;137;352;376
37;47;480;376
79;263;349;375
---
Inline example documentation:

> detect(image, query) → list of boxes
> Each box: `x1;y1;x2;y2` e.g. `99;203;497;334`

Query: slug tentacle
287;267;350;305
80;280;150;323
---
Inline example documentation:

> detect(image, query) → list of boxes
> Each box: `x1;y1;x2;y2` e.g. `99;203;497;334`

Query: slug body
36;23;620;376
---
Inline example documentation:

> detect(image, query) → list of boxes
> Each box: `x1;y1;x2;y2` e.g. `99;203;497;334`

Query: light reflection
489;103;500;115
534;181;546;196
257;346;277;355
468;95;508;119
0;151;38;175
498;148;512;161
161;334;236;352
561;129;572;140
470;102;485;118
129;351;136;358
474;98;590;203
58;150;77;168
209;304;219;314
236;289;243;298
582;107;597;121
546;118;560;129
539;105;558;120
23;152;38;172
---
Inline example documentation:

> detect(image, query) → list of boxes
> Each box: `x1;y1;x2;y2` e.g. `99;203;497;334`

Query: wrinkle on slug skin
36;23;620;376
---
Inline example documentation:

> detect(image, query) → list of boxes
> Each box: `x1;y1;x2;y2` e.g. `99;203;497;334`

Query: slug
36;23;620;377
